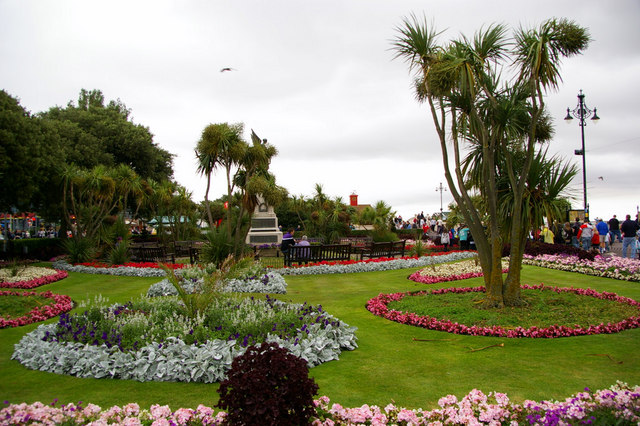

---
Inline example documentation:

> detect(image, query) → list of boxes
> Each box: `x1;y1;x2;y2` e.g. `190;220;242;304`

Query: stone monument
245;195;283;246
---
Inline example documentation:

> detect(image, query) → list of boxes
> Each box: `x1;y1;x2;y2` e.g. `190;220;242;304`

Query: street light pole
435;182;447;220
565;90;599;221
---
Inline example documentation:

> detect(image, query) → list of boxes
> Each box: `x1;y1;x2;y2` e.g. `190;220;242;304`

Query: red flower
0;270;68;289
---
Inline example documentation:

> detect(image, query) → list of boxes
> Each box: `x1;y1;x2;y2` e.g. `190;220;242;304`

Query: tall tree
393;16;589;307
195;122;245;230
0;90;64;212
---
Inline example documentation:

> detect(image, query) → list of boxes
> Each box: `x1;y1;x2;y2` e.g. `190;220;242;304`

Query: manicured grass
0;264;639;411
0;294;55;318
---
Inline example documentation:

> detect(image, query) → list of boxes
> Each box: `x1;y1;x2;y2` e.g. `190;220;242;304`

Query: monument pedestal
246;197;283;246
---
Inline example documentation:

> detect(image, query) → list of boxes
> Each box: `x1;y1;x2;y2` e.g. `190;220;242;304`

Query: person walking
540;225;554;244
578;219;594;251
571;217;581;248
608;215;622;244
620;214;639;258
458;224;470;250
436;220;450;251
595;218;609;254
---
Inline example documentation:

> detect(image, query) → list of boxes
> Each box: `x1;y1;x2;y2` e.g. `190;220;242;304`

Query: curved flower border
523;254;640;282
366;284;640;338
52;260;167;277
0;269;68;289
274;251;477;276
0;290;73;328
1;382;639;425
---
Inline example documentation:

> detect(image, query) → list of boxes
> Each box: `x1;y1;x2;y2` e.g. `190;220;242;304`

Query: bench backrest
286;243;352;265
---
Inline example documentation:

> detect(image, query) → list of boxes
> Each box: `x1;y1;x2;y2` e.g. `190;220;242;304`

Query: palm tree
195;122;245;230
392;16;589;307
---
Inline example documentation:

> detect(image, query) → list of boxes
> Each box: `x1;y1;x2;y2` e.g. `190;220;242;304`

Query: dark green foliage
200;227;234;268
0;239;64;260
64;237;96;264
502;241;596;261
217;342;319;426
41;89;174;182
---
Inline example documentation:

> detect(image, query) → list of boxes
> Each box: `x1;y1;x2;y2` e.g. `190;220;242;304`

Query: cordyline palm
393;15;589;307
195;122;245;230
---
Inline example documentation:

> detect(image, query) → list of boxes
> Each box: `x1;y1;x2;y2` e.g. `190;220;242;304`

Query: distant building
349;193;371;213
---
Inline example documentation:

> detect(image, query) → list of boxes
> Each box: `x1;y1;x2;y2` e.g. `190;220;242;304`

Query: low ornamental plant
217;342;319;426
2;382;639;424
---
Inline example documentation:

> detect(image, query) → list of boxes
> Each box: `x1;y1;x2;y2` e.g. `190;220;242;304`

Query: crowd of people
535;214;640;258
397;211;640;259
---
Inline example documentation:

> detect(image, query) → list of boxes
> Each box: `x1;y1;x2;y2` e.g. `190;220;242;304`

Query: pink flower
150;404;172;419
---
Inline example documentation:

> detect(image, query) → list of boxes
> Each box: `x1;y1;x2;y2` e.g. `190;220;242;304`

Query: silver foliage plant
147;271;287;297
12;301;357;383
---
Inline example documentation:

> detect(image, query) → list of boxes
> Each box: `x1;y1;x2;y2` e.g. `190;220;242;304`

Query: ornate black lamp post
436;182;447;219
564;90;599;221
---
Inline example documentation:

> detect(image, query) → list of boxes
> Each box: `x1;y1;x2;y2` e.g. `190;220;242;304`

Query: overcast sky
2;0;639;222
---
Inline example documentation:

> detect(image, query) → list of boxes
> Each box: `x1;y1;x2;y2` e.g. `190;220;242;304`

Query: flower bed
0;267;68;289
147;263;288;296
2;382;638;425
523;253;640;282
367;284;640;338
12;297;358;383
408;258;509;284
0;290;73;328
52;260;168;277
273;251;477;276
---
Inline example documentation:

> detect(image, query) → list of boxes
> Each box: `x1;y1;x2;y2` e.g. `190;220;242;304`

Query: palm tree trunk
203;171;214;229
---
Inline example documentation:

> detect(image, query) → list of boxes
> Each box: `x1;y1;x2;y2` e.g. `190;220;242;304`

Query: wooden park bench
358;240;406;260
338;236;373;248
284;243;352;267
130;245;175;264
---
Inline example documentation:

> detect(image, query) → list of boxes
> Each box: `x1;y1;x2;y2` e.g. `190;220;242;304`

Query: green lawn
1;264;639;411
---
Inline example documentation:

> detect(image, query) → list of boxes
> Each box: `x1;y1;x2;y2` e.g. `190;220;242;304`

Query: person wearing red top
578;219;594;251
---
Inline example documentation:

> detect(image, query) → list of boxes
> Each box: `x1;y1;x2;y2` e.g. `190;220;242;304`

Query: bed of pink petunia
522;253;640;282
1;382;638;425
0;290;73;328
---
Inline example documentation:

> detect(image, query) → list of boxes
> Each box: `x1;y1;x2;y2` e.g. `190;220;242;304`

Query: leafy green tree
61;164;119;243
393;16;589;307
0;90;64;213
41;89;174;182
307;184;354;243
357;201;396;235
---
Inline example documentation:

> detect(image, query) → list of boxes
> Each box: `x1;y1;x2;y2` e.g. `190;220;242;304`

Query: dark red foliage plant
216;342;319;425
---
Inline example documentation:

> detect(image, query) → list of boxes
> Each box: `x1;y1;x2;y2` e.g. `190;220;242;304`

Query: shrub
64;238;96;264
217;342;319;425
502;241;597;261
200;228;233;267
1;238;64;260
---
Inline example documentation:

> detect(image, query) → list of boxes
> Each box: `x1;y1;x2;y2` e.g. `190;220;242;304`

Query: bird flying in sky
220;67;236;72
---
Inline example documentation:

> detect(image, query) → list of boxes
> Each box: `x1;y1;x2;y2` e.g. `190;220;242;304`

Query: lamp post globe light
436;182;447;220
564;90;599;221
